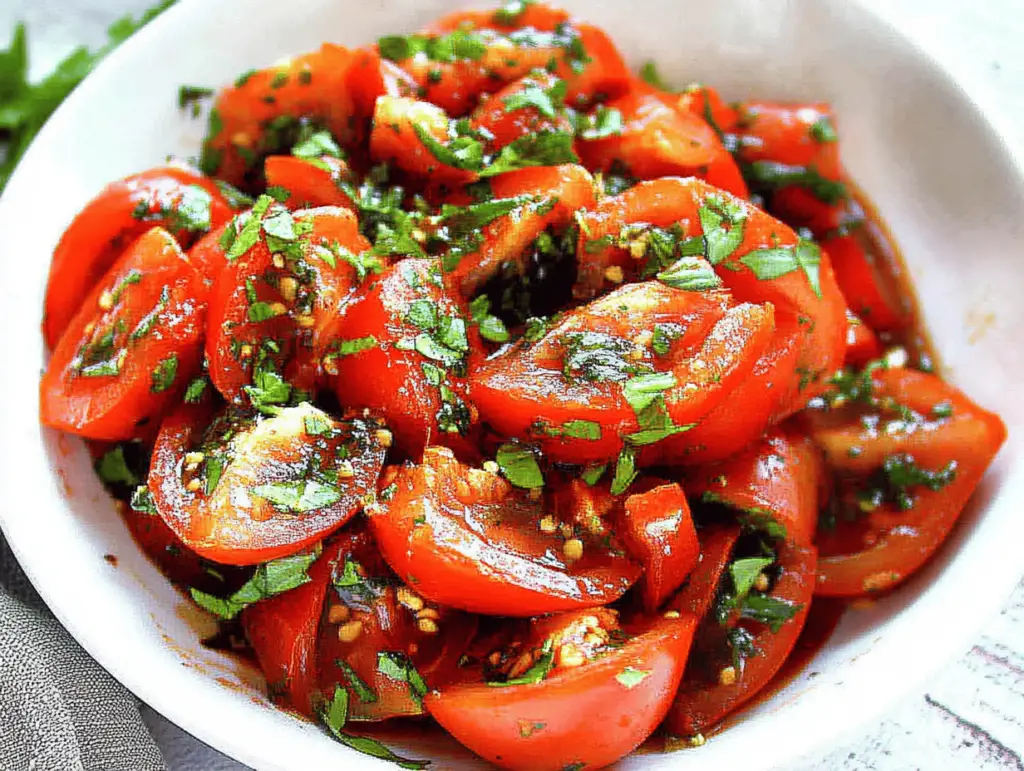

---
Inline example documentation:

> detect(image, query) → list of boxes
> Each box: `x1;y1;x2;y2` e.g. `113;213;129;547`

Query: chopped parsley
615;667;651;689
502;78;567;119
150;355;178;393
809;116;838;143
251;479;342;512
318;684;429;769
488;640;554;686
495;443;544;489
858;453;957;512
190;547;321;620
95;445;139;487
739;238;823;298
742;160;847;205
377;652;428;706
657;255;723;292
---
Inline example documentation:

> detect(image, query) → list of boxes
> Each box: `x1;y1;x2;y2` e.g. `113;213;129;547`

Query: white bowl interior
1;0;1022;769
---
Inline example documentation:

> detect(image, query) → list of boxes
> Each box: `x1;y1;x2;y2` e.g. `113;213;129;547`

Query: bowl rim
2;0;1023;769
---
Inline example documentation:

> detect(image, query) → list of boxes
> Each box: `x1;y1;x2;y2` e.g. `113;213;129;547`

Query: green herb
575;105;623;140
481;130;578;176
405;299;440;331
377;652;428;705
561;331;638;383
225;196;273;261
742;160;847;205
150;355;178;393
581;464;607;486
95;446;139;487
336;660;377;704
739;239;822;298
639;61;671;91
248;301;277;323
204;455;225;495
610;447;638;496
0;1;177;192
130;485;157;514
656;255;723;292
325;336;378;359
726;626;758;669
739;594;799;632
502;79;567;119
489;640;554;686
191;548;321;620
730;557;774;597
318;684;429;769
809;116;837;143
292;129;342;159
615;667;651;689
493;0;536;25
378;29;488;64
699;195;746;266
244;359;293;415
931;401;954;419
651;323;683;356
859;453;957;512
303;412;334;437
495;443;544;489
560;420;602;440
178;84;214;112
252;479;342;512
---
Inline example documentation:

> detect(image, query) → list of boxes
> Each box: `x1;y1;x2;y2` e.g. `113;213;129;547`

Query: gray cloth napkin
0;535;166;771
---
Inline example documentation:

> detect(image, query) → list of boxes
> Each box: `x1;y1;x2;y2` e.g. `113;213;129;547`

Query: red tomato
202;44;362;186
40;228;208;441
577;80;747;198
677;84;741;135
369;96;477;184
666;525;742;622
426;611;697;771
346;46;421;118
666;541;818;736
620;482;700;613
802;367;1006;596
443;164;596;299
43;165;230;349
471;280;773;465
687;426;826;547
469;70;575;154
317;530;476;721
368;447;641;616
206;204;372;404
148;402;387;565
263;155;356;211
824;231;907;333
844;309;884;365
322;258;481;458
186;222;232;286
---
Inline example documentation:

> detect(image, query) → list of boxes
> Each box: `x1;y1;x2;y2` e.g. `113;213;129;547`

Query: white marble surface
2;1;1022;769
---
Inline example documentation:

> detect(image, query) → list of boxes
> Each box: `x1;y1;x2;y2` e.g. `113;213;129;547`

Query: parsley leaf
318;684;429;769
742;160;847;205
503;79;566;119
639;61;671;91
95;446;139;487
730;557;774;597
495;443;544;489
377;652;428;705
191;548;320;620
656;256;723;292
809;116;838;143
610;447;638;496
336;660;377;704
480;130;578;177
615;667;651;689
251;479;342;512
739;238;822;297
489;640;554;686
699;195;747;265
291;129;342;159
575;105;623;140
150;355;179;393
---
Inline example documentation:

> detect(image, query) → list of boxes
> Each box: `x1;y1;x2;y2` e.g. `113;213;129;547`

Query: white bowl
1;0;1022;768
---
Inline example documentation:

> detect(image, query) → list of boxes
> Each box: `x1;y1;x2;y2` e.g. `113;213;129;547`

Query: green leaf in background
0;0;177;193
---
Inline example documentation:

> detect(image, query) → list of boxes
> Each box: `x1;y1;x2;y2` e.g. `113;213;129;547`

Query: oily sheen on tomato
369;446;640;616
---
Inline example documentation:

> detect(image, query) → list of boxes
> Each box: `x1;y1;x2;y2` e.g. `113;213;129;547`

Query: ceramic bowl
1;0;1022;768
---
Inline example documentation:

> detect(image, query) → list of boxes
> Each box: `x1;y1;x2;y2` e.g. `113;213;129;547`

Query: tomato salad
39;2;1006;768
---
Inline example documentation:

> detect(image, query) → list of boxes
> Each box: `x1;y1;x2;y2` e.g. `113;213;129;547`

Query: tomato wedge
322;258;481;458
844;309;883;365
43;165;230;348
620;482;700;613
201;43;362;186
40;228;208;441
471;279;773;465
666;541;817;736
577;80;747;198
802;366;1006;596
263;155;357;211
426;610;697;771
369;96;478;184
469;71;575;154
317;531;476;721
666;525;742;622
368;447;641;616
687;426;826;547
148;402;387;565
206;204;373;404
824;230;907;333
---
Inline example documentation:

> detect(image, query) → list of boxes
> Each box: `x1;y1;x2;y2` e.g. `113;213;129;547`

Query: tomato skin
577;80;747;198
666;525;742;622
43;165;230;349
802;368;1006;597
687;426;825;547
369;447;641;616
677;84;741;135
148;403;387;566
369;96;477;184
666;541;817;736
263;155;356;211
620;483;700;613
824;232;906;333
469;71;574;154
202;44;360;186
323;258;480;458
471;281;772;465
844;309;883;365
444;164;596;299
206;205;371;404
40;228;208;441
425;614;697;771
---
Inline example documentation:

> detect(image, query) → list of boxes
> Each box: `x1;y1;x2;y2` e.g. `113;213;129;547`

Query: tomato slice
263;155;357;211
577;80;747;198
201;43;362;186
471;280;772;465
469;70;575;154
620;482;700;613
686;426;825;547
369;447;641;616
40;228;208;441
442;164;596;299
844;309;883;365
322;257;481;458
666;541;817;736
677;84;741;135
43;164;230;349
317;530;476;721
426;610;697;771
148;402;387;565
369;96;478;184
824;231;907;333
801;366;1006;596
666;525;742;623
206;204;373;404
